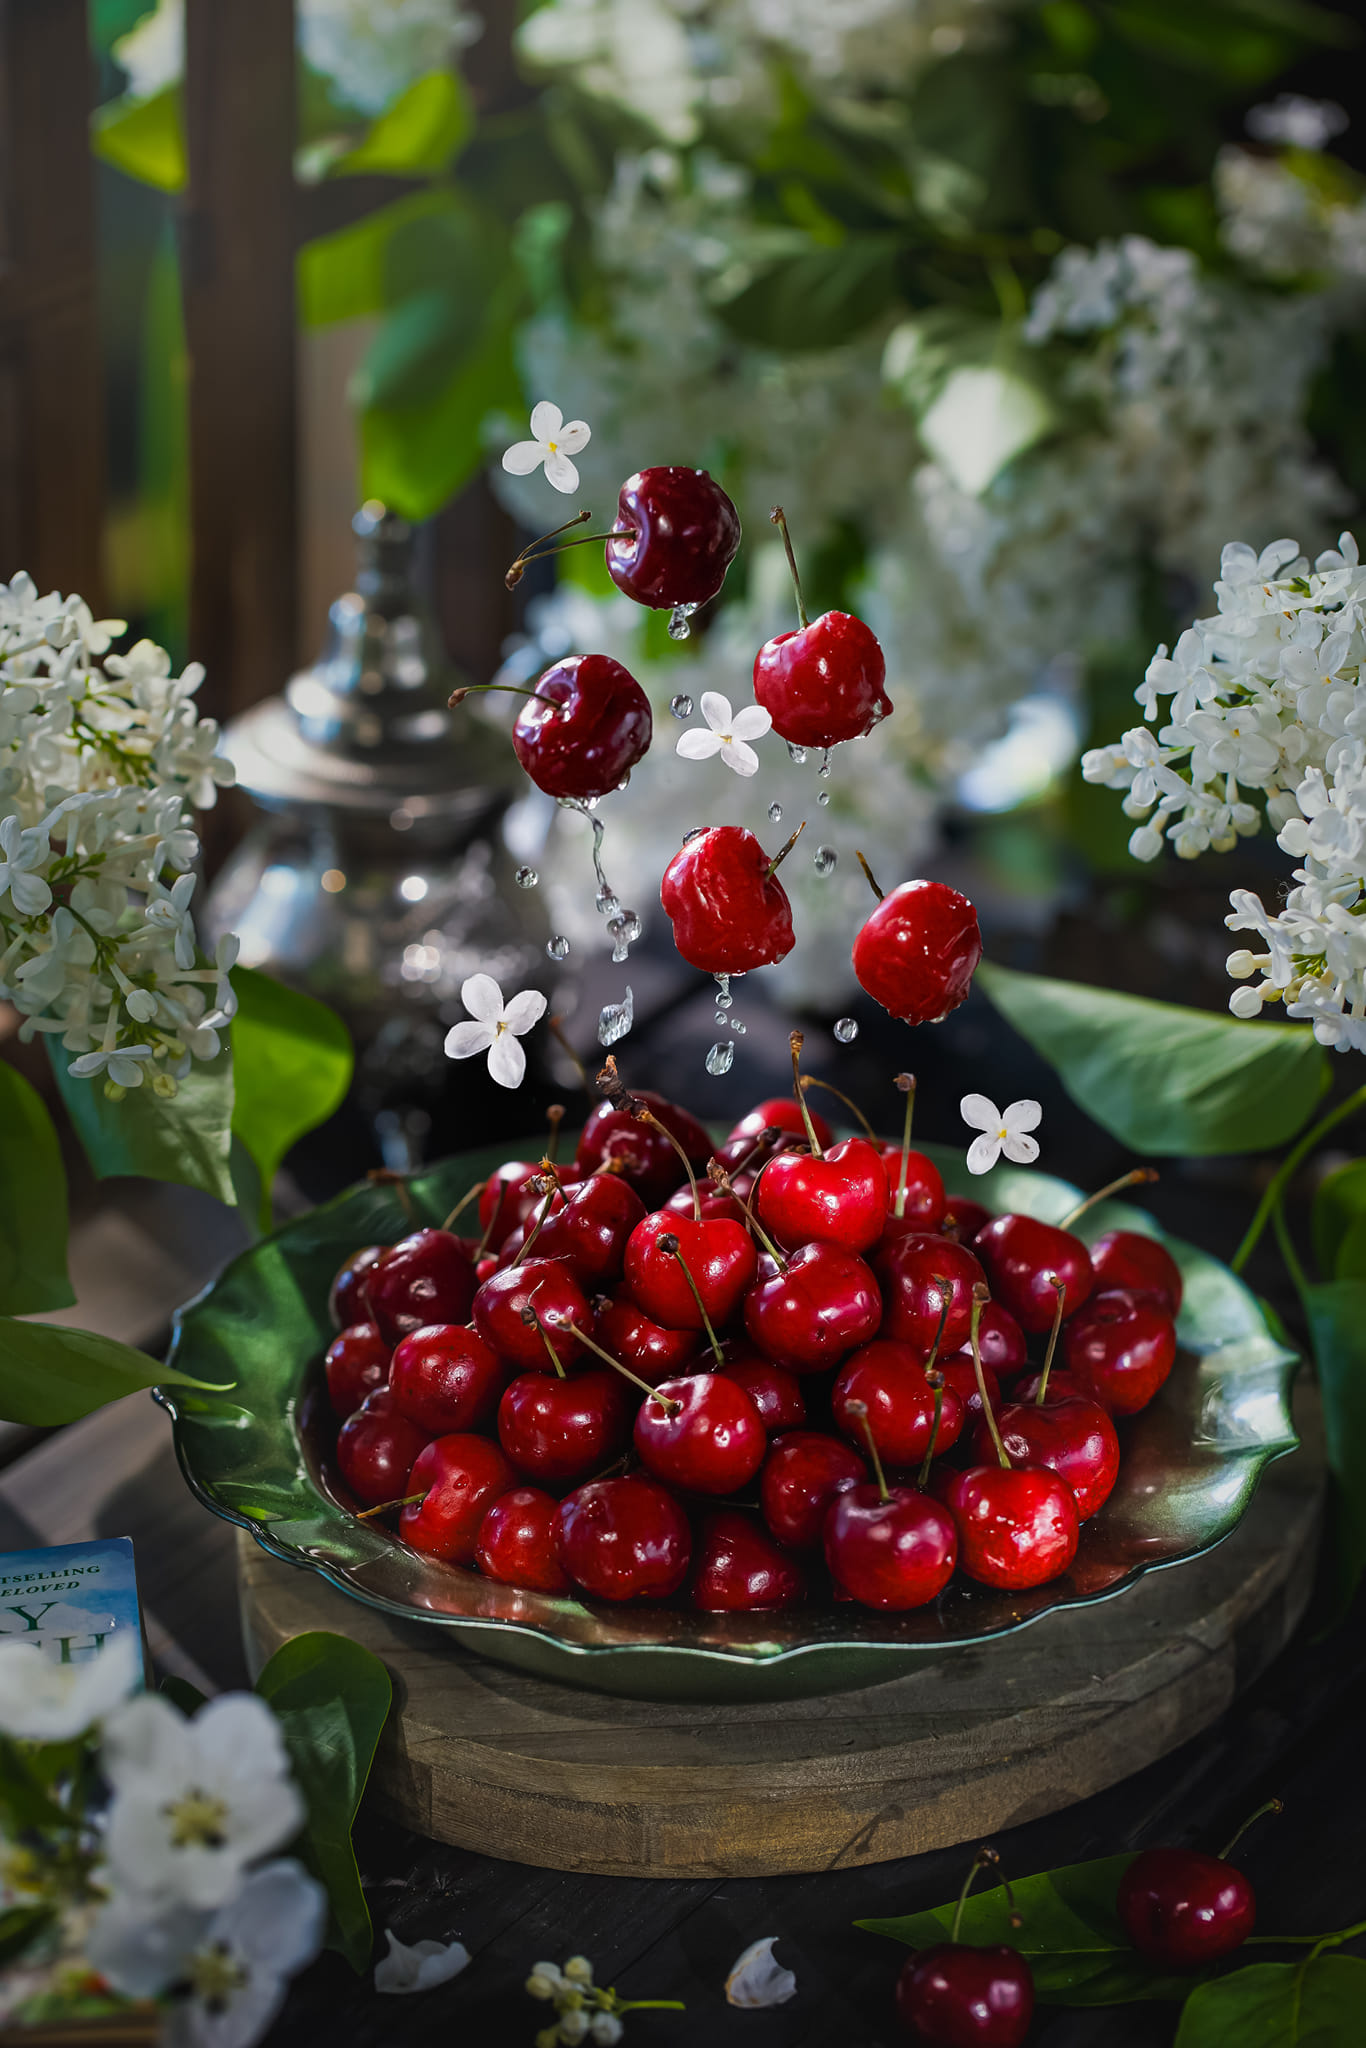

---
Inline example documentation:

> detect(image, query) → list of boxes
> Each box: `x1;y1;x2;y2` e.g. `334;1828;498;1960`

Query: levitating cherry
529;1172;647;1287
555;1473;692;1602
497;1366;632;1487
752;506;891;748
388;1322;503;1437
1090;1229;1184;1317
719;1097;832;1172
825;1402;958;1611
335;1388;430;1509
605;467;741;611
1063;1288;1176;1416
877;1234;985;1354
510;653;652;803
623;1212;758;1335
1117;1847;1257;1968
744;1241;882;1373
475;1486;571;1595
832;1341;965;1466
593;1287;701;1385
851;866;982;1027
973;1214;1093;1334
576;1086;711;1208
895;1847;1034;2048
660;824;796;975
367;1227;477;1347
634;1373;766;1496
329;1243;386;1330
690;1508;806;1612
760;1430;866;1551
471;1257;589;1373
324;1322;391;1419
722;1347;807;1431
399;1433;517;1565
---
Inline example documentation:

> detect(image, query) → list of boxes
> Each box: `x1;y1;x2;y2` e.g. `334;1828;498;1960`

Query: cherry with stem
1034;1276;1068;1407
971;1285;1012;1469
635;1104;703;1222
656;1231;726;1366
440;1179;486;1234
918;1371;946;1490
1060;1167;1159;1232
355;1489;428;1521
502;509;637;590
546;1311;683;1415
788;1030;825;1159
770;506;810;630
893;1072;916;1218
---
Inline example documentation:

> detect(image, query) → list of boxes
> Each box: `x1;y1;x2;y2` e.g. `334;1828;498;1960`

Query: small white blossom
961;1094;1042;1175
0;1631;140;1742
374;1927;471;1993
444;973;547;1089
0;815;51;914
725;1935;797;2008
675;691;772;777
502;401;593;494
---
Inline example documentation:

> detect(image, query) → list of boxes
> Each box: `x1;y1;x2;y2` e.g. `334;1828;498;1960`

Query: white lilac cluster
0;573;237;1097
1081;532;1366;1052
1215;146;1366;288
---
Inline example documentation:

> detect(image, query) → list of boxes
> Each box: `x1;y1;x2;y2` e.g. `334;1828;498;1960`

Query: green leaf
1174;1956;1366;2046
1312;1160;1366;1279
48;1037;236;1206
91;87;186;193
350;286;483;409
976;961;1331;1156
254;1631;392;1972
334;70;472;177
0;1065;73;1316
715;237;901;352
359;292;524;521
0;1319;230;1428
1303;1279;1366;1622
160;1675;207;1716
229;969;353;1234
0;1904;55;1969
298;189;454;328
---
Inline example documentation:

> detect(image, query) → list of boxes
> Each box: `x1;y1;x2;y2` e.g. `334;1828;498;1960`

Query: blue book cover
0;1537;142;1667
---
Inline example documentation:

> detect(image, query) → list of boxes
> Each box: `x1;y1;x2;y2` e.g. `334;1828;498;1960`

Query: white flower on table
961;1094;1042;1175
725;1935;797;2007
675;692;772;778
374;1927;471;1993
502;401;592;494
0;1630;140;1742
444;973;547;1089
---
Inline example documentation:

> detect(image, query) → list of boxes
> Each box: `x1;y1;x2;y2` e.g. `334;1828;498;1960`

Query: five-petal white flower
444;974;547;1089
725;1935;797;2008
374;1927;472;1994
675;692;773;778
0;1630;140;1742
502;401;592;494
960;1094;1042;1175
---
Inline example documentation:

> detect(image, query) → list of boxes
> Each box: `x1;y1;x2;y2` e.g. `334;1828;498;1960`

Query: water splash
834;1016;859;1043
608;909;642;963
786;742;808;766
732;1018;747;1036
596;886;620;918
598;985;634;1046
813;845;837;876
670;692;694;720
714;972;732;1008
514;865;539;889
818;748;832;779
682;825;707;844
668;602;699;641
767;801;783;823
705;1041;735;1076
546;935;570;962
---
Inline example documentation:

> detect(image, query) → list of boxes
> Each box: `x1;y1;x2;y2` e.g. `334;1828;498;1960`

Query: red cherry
973;1214;1094;1334
690;1508;806;1611
938;1353;1001;1433
757;1137;889;1256
976;1397;1120;1520
1012;1366;1087;1407
721;1346;806;1431
825;1482;958;1611
388;1323;502;1436
852;879;981;1026
511;653;652;802
477;1161;585;1251
475;1486;570;1593
471;1257;590;1372
876;1235;986;1353
555;1474;692;1601
942;1195;992;1245
831;1341;965;1465
367;1228;477;1347
336;1388;430;1508
660;825;795;976
634;1373;766;1496
528;1173;648;1286
1090;1229;1184;1316
329;1244;386;1330
879;1145;947;1232
623;1212;758;1333
593;1287;701;1384
399;1434;518;1564
895;1944;1034;2045
719;1098;832;1171
604;466;741;610
1063;1288;1177;1415
759;1430;866;1550
754;611;891;749
575;1091;712;1208
497;1366;633;1486
937;1463;1079;1590
1117;1847;1256;1967
323;1321;391;1418
743;1242;881;1372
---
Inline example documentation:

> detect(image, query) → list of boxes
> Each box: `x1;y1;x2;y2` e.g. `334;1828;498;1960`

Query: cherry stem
1035;1276;1067;1407
554;1317;681;1414
548;1015;591;1091
440;1179;485;1233
951;1846;1002;1946
769;505;809;630
918;1371;945;1490
635;1105;702;1223
657;1233;724;1366
1219;1796;1284;1863
544;1103;565;1164
709;1163;787;1268
368;1167;417;1229
799;1073;876;1142
894;1073;916;1219
846;1398;889;1502
515;1175;560;1262
789;1031;824;1159
1060;1167;1160;1232
355;1490;428;1520
971;1285;1011;1469
855;850;885;902
523;1305;568;1378
475;1177;504;1260
720;1129;783;1182
924;1292;952;1377
766;820;807;877
503;510;638;589
448;681;569;716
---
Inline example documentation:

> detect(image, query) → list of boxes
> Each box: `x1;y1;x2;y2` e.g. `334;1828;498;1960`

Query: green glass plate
158;1138;1299;1702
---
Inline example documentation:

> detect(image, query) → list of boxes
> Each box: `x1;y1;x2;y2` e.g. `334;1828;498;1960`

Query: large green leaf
716;237;902;352
1303;1279;1366;1622
0;1319;228;1428
359;295;524;521
1312;1160;1366;1279
229;969;353;1234
254;1631;392;1972
1174;1956;1366;2046
333;70;472;177
976;961;1330;1156
0;1065;73;1316
48;1039;236;1206
350;286;484;410
297;189;455;328
91;87;186;193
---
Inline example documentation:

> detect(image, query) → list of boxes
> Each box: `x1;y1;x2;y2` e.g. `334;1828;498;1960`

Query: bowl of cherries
160;1065;1298;1703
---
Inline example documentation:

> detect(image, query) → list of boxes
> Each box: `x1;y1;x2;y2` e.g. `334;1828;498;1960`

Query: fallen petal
375;1929;471;1995
726;1935;797;2008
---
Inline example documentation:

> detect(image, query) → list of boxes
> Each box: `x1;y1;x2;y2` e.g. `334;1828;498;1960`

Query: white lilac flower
0;1631;140;1742
675;692;772;778
67;1010;158;1090
0;815;51;913
961;1095;1043;1175
725;1935;797;2008
375;1927;471;1993
502;401;593;494
444;973;547;1089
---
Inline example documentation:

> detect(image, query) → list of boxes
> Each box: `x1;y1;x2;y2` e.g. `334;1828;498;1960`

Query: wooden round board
238;1394;1323;1880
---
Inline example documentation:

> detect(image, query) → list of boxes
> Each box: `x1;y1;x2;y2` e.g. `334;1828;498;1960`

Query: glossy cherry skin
593;1287;701;1385
323;1322;391;1419
895;1943;1034;2046
876;1234;986;1354
475;1486;570;1594
388;1322;503;1436
665;1175;754;1228
605;466;741;610
852;879;982;1027
719;1097;832;1171
753;610;891;750
661;825;796;976
575;1091;712;1209
879;1146;948;1233
367;1228;477;1346
722;1348;806;1431
744;1242;882;1373
757;1137;889;1256
634;1373;766;1496
512;653;652;802
497;1366;633;1487
399;1434;518;1564
329;1243;386;1329
555;1474;692;1602
975;1397;1120;1520
831;1341;965;1465
528;1174;648;1287
825;1483;958;1611
623;1211;758;1332
1117;1847;1256;1967
1063;1288;1177;1416
1090;1229;1184;1316
471;1257;589;1373
973;1214;1094;1334
936;1463;1079;1590
942;1196;992;1246
938;1354;1001;1434
478;1161;584;1251
335;1388;430;1509
1013;1366;1088;1407
690;1508;806;1612
759;1430;866;1550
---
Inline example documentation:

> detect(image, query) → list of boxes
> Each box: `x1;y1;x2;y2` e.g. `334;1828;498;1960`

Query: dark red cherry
660;825;795;976
528;1173;648;1287
478;1161;583;1251
876;1235;986;1353
623;1212;758;1332
399;1433;518;1564
976;1397;1120;1520
973;1214;1094;1334
471;1257;589;1372
942;1195;992;1245
593;1287;701;1384
329;1243;386;1330
634;1373;766;1496
511;653;652;802
604;466;741;610
575;1091;712;1208
825;1482;957;1611
555;1473;692;1601
665;1175;754;1227
475;1486;570;1594
831;1341;965;1465
973;1300;1028;1375
743;1242;881;1372
497;1366;633;1486
721;1346;806;1431
719;1097;832;1171
936;1463;1079;1590
879;1145;947;1232
759;1430;865;1550
938;1353;1001;1433
367;1228;477;1347
895;1943;1034;2045
754;609;891;750
388;1322;503;1436
1013;1366;1087;1406
1063;1288;1176;1415
852;879;981;1026
690;1508;806;1611
1090;1229;1183;1316
1117;1847;1256;1967
757;1137;889;1256
324;1321;391;1418
336;1387;430;1508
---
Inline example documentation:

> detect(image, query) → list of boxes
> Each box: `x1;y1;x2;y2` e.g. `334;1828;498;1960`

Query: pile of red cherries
322;1061;1181;1616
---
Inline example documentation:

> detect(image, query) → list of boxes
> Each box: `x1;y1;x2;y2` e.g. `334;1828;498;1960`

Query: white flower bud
563;1957;595;1986
1226;950;1258;979
590;2016;624;2045
1229;985;1265;1018
559;2010;591;2045
1128;823;1163;861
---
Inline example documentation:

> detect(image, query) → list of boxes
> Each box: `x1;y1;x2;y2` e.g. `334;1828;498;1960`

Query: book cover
0;1537;142;1667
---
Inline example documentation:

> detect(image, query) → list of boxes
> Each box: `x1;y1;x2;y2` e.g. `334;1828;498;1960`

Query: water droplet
682;825;707;844
786;742;808;766
668;601;699;641
715;1011;729;1028
813;844;838;876
546;935;570;962
834;1016;859;1044
595;886;620;918
818;748;833;779
767;801;783;823
608;909;642;962
818;790;830;807
715;991;733;1009
598;985;634;1046
617;772;631;792
732;1018;747;1035
515;865;539;889
670;692;694;720
705;1041;735;1076
714;972;730;1001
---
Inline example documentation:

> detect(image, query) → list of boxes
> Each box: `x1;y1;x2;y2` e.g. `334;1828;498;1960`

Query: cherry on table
976;1397;1119;1521
497;1366;633;1487
604;466;741;610
876;1233;985;1354
1090;1229;1183;1316
471;1256;590;1373
511;653;653;803
759;1430;866;1550
529;1172;648;1287
721;1346;807;1431
623;1211;758;1335
824;1401;958;1612
555;1473;692;1602
895;1845;1034;2047
660;824;796;976
387;1322;503;1436
475;1486;571;1594
1063;1287;1177;1415
324;1321;391;1419
973;1214;1094;1334
367;1227;478;1347
832;1340;965;1466
576;1090;712;1208
329;1244;387;1330
1117;1846;1257;1968
336;1388;430;1509
851;872;982;1027
743;1240;882;1373
690;1508;807;1612
633;1372;766;1496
